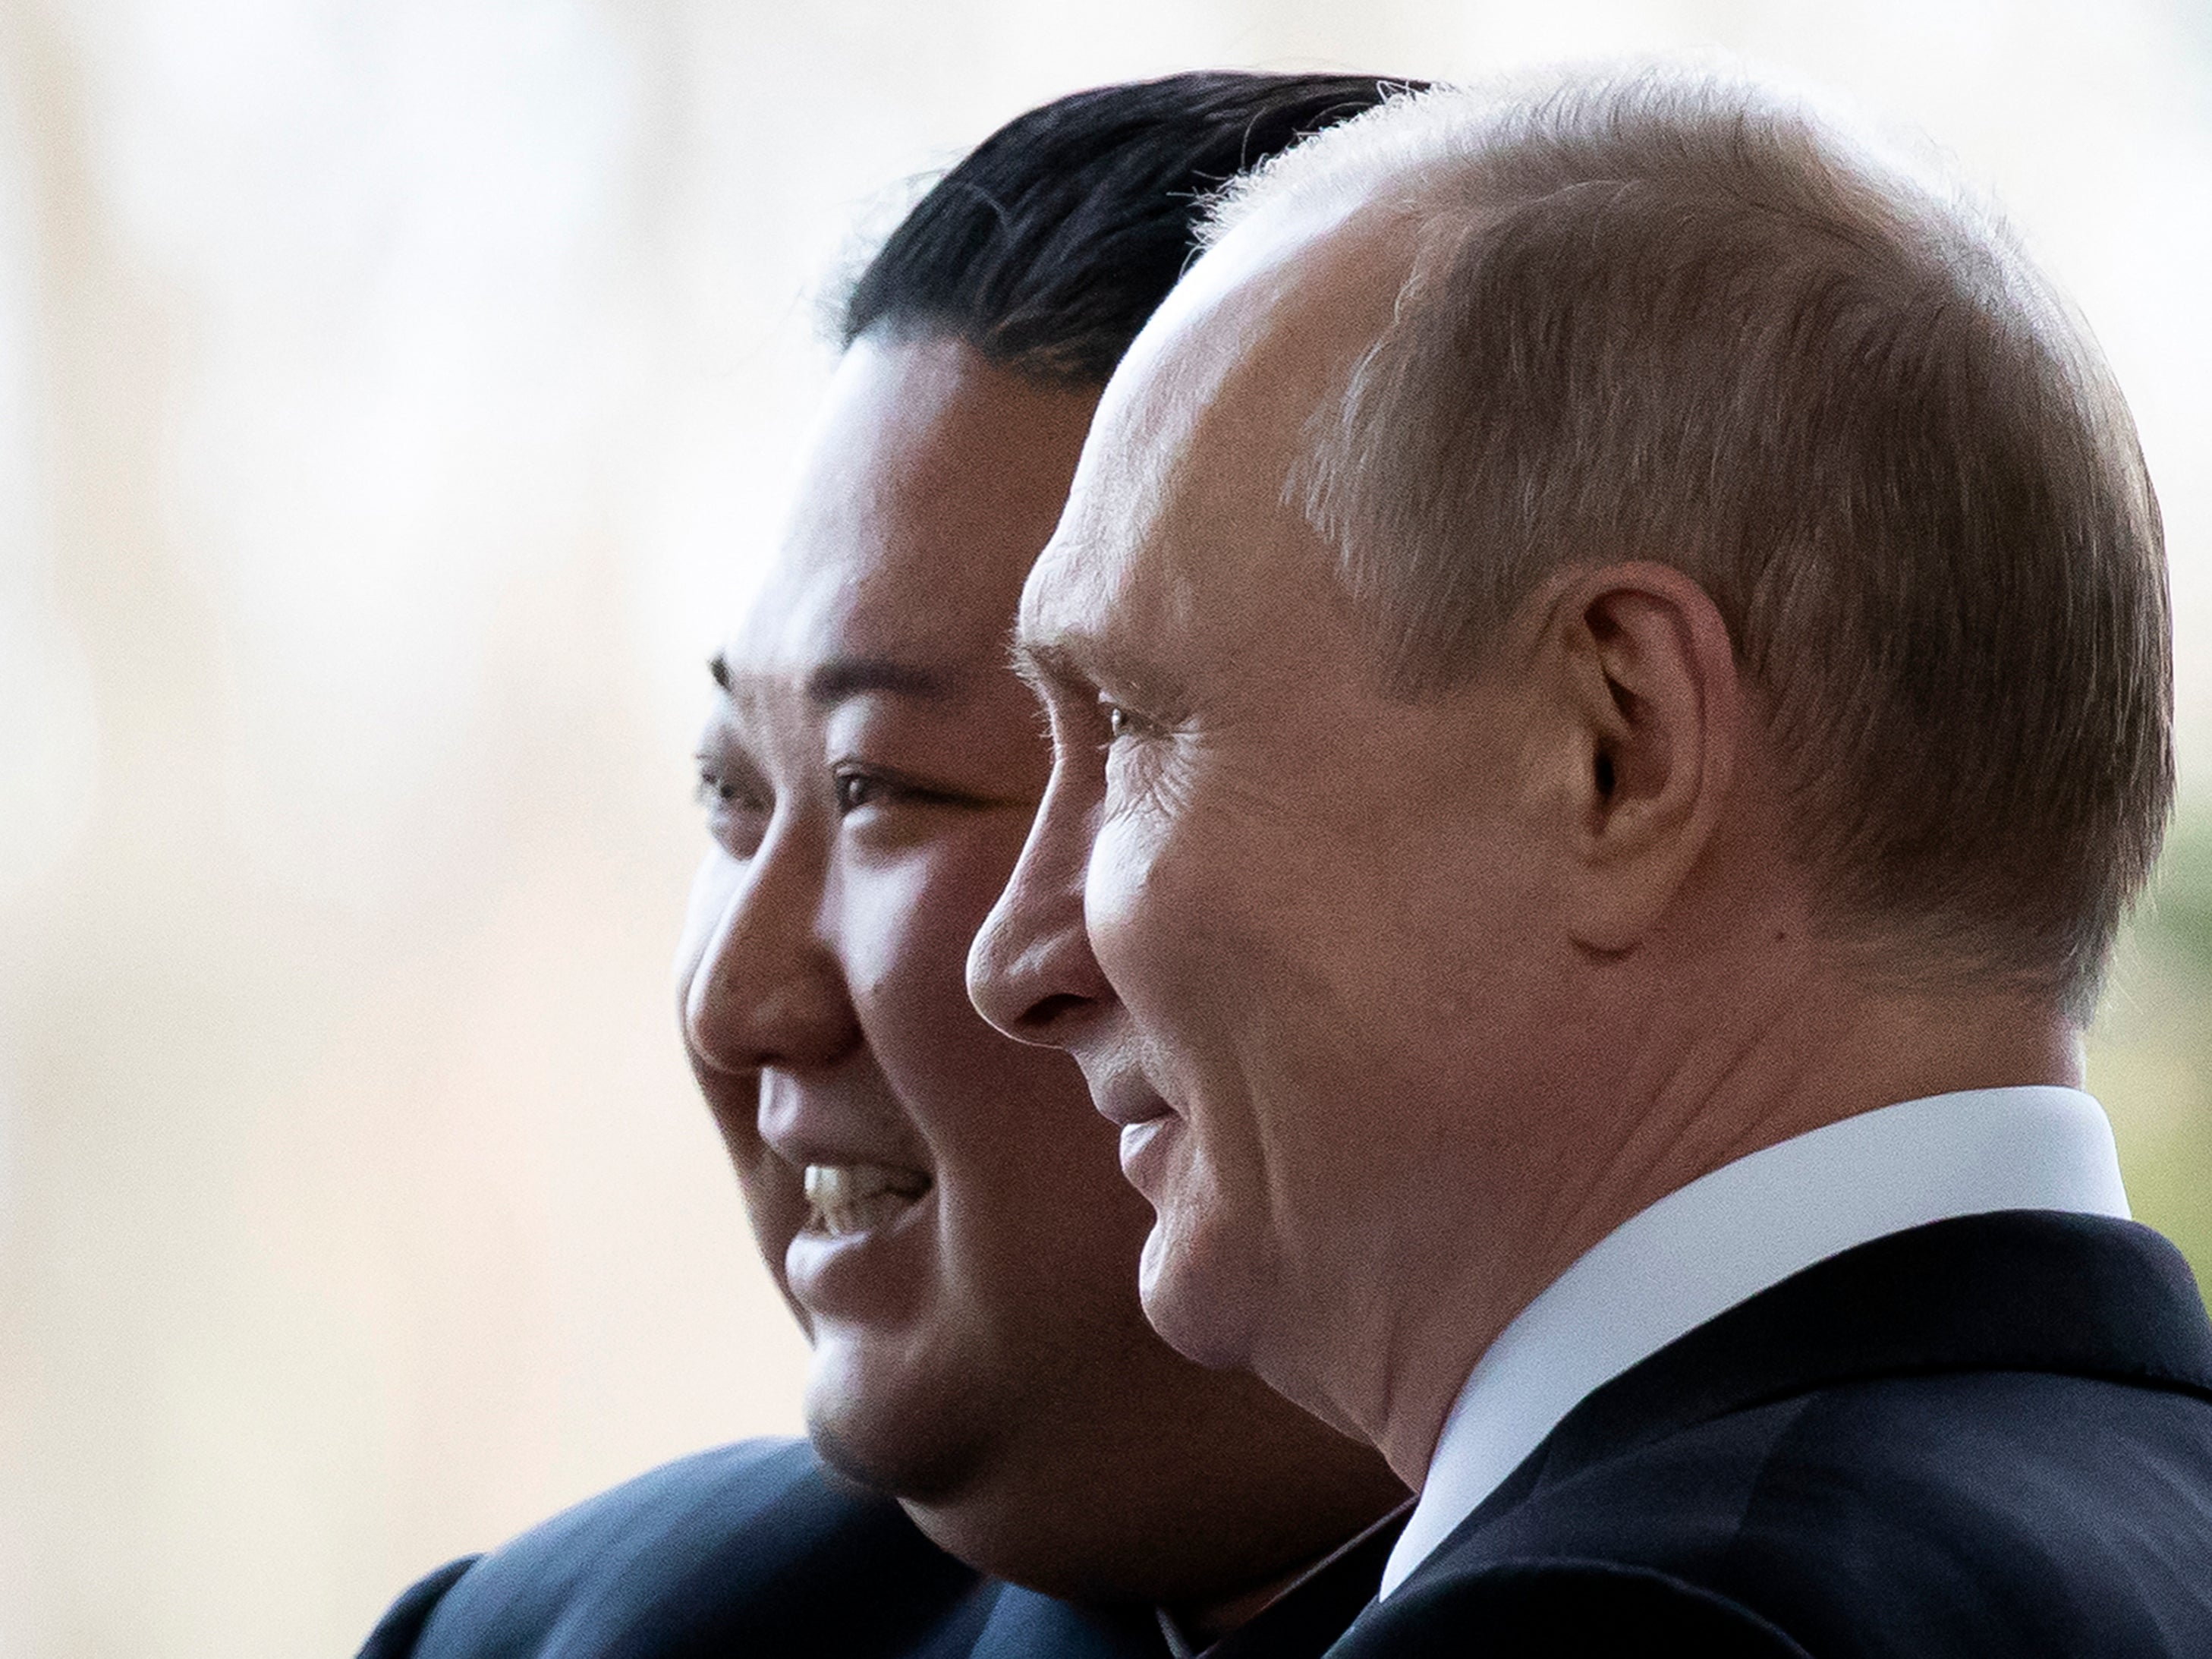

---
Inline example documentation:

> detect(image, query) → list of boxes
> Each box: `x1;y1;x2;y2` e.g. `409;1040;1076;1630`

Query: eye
694;757;772;855
832;762;991;822
835;770;886;813
834;765;939;815
694;761;740;807
1100;694;1144;744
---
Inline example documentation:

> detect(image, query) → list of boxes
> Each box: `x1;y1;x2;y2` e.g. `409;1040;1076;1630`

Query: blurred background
0;1;2205;1653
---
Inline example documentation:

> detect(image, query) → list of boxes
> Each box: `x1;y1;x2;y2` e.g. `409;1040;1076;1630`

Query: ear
1534;562;1742;955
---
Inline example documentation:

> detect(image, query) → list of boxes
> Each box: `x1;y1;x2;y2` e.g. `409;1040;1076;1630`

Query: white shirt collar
1379;1085;2131;1598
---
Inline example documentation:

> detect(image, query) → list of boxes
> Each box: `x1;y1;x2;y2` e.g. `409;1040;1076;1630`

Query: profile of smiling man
357;72;1414;1659
968;70;2212;1655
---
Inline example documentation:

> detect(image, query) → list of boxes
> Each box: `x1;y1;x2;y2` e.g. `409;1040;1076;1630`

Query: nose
967;773;1114;1047
679;827;859;1080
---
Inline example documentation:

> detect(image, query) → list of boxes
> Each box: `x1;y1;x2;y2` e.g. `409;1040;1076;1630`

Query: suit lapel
1404;1211;2212;1585
963;1586;1168;1659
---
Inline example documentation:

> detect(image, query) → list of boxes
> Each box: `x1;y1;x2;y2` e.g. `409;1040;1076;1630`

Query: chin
892;1453;1163;1605
799;1336;991;1505
807;1373;1096;1598
1136;1223;1252;1374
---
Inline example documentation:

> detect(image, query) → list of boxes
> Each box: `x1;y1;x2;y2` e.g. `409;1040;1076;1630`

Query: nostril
1022;992;1090;1030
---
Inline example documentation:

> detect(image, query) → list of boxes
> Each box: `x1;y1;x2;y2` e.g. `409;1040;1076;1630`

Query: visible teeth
803;1163;930;1238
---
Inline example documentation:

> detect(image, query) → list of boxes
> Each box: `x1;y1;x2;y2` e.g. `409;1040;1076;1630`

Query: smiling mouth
802;1163;933;1238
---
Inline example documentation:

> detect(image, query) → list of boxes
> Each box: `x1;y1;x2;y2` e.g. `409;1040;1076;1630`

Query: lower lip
784;1185;937;1320
1117;1115;1180;1195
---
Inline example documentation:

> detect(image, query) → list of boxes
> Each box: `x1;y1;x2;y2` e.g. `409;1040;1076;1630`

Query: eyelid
831;759;942;814
694;743;772;812
697;767;767;810
1021;647;1153;735
1097;688;1171;743
832;763;894;813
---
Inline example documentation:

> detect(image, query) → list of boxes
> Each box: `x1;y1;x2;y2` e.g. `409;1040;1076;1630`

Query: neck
1359;961;2080;1487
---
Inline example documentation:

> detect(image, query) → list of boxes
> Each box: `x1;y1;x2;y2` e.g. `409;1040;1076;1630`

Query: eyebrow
806;656;955;706
703;652;955;707
1008;637;1092;698
1012;634;1190;726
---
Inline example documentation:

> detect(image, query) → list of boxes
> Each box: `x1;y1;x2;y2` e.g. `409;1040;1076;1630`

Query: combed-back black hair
840;71;1417;385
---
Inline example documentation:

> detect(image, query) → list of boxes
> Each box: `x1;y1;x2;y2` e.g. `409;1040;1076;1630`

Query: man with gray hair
968;68;2212;1654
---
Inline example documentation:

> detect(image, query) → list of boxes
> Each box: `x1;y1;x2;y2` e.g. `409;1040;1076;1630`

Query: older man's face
968;218;1574;1424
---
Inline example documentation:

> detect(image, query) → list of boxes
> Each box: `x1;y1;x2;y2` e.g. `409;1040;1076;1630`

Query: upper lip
755;1075;933;1185
1090;1068;1175;1129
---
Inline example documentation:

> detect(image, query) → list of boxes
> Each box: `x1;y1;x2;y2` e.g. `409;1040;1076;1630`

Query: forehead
728;335;1097;693
1018;208;1409;679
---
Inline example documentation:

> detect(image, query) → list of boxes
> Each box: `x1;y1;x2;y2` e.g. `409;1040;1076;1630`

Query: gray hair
1207;68;2170;1016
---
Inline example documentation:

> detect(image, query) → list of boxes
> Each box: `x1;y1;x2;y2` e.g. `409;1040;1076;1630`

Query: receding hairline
1197;68;1958;250
1165;61;2170;1014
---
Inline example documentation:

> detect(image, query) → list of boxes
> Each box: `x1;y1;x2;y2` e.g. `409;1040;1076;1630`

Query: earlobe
1547;564;1740;955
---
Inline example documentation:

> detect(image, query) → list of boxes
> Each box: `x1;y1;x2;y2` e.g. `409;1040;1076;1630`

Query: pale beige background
1;2;2207;1654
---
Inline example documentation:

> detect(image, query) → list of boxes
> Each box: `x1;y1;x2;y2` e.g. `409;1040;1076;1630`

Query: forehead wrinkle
1017;406;1213;713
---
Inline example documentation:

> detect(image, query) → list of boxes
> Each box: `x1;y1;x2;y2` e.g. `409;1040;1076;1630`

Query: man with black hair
357;71;1416;1659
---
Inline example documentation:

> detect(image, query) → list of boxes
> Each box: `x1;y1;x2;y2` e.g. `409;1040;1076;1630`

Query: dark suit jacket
1332;1211;2212;1657
358;1437;1402;1659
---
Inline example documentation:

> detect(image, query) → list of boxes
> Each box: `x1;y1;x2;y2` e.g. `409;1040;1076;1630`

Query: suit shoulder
484;1436;825;1553
1722;1371;2212;1651
361;1437;981;1658
1337;1559;1810;1657
1471;1372;2212;1654
357;1557;477;1659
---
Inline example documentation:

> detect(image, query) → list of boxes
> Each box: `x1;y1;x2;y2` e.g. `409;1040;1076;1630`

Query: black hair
839;71;1418;385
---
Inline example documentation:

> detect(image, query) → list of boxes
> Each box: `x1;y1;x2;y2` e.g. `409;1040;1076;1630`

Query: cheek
845;847;1150;1317
837;844;1000;1032
1085;816;1273;1151
1084;811;1197;1000
834;834;1078;1138
1085;807;1276;1039
1089;812;1364;1188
